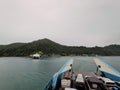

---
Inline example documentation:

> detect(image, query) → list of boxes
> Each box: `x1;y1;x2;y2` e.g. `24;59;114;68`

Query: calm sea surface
0;56;120;90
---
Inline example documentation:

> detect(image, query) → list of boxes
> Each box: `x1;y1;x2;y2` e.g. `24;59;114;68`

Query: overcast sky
0;0;120;46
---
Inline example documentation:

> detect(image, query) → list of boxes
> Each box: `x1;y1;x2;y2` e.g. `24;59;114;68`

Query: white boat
30;53;41;59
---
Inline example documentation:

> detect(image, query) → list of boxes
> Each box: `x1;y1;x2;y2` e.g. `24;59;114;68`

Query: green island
0;38;120;57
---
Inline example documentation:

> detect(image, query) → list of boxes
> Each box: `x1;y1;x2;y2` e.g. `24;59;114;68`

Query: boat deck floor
52;72;120;90
55;72;98;90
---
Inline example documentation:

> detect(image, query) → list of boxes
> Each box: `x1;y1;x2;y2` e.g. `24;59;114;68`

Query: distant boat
30;53;41;59
43;59;120;90
94;58;120;82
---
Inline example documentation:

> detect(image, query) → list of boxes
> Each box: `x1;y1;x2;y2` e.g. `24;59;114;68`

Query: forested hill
0;38;120;56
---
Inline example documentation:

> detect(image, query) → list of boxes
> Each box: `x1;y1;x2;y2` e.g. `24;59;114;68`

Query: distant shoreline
0;38;120;57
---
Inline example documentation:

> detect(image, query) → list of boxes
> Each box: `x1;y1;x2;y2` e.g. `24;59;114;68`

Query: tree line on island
0;38;120;57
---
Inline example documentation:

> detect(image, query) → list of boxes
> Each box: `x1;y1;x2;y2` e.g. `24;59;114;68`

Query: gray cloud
0;0;120;46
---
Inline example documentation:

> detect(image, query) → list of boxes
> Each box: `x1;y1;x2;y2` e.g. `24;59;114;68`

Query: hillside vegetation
0;38;120;56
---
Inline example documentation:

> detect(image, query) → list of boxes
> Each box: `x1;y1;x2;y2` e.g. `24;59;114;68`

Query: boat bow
94;58;120;82
43;59;73;90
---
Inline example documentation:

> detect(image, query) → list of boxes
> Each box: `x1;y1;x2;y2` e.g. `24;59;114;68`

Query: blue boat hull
94;58;120;82
102;71;120;82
